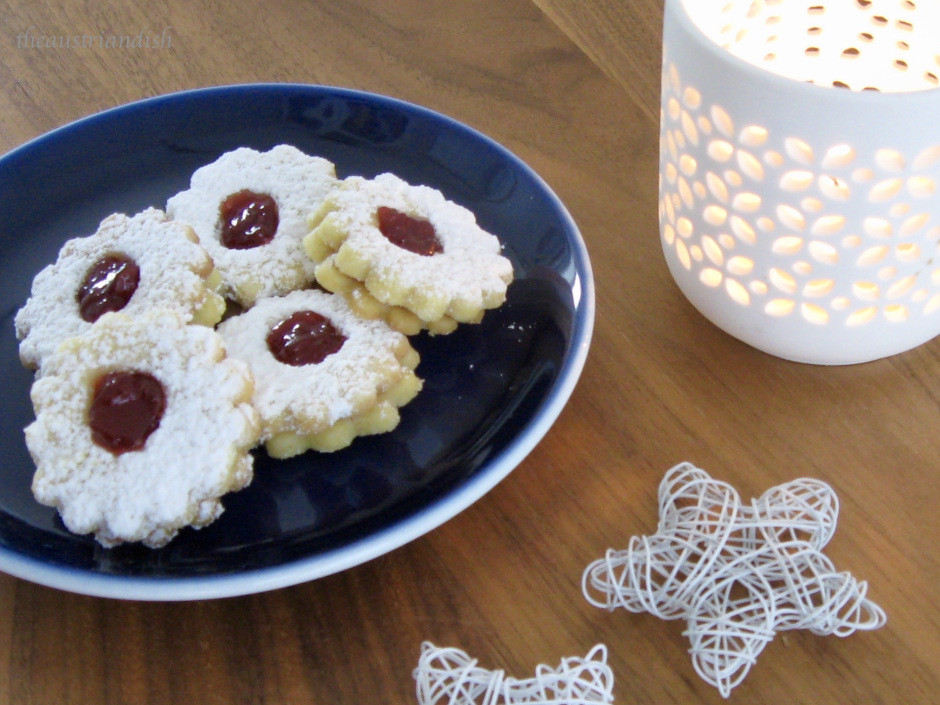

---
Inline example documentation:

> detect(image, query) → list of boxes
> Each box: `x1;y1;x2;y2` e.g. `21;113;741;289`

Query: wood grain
532;0;665;121
0;0;937;703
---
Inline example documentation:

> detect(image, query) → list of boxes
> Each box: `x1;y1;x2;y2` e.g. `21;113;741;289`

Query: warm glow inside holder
659;0;940;364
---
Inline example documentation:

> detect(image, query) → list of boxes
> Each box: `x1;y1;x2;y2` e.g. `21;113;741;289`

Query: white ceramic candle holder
659;0;940;364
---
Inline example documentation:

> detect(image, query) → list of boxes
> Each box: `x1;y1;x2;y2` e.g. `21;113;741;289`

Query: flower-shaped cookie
304;173;514;335
14;207;225;370
166;145;337;306
582;463;886;697
217;289;423;458
25;310;261;548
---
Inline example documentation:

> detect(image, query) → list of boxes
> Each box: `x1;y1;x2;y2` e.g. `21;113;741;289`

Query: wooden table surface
0;1;937;703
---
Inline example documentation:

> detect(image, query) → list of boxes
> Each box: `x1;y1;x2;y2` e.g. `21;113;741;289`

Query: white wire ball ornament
414;642;614;705
582;463;886;698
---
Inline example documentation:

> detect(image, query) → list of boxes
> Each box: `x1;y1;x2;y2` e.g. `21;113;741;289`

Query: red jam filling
266;310;347;366
377;206;443;256
88;371;167;455
76;253;141;323
218;190;279;249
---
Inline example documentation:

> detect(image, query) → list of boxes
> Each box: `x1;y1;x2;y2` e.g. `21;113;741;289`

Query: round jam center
377;206;443;256
266;310;347;366
219;190;279;250
76;253;141;323
88;371;167;455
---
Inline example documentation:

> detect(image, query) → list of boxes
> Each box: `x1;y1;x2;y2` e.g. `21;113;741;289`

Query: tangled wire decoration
582;462;886;697
414;642;614;705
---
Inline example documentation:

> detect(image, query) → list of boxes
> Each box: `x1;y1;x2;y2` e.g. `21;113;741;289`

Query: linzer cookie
14;207;225;371
217;289;423;458
25;310;261;548
303;173;514;335
166;145;337;307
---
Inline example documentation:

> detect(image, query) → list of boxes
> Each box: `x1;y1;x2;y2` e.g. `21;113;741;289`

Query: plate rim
0;83;595;600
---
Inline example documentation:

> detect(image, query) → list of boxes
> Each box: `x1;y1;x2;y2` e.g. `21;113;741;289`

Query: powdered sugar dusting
166;145;337;305
217;289;417;437
14;208;217;371
317;173;513;315
25;310;260;547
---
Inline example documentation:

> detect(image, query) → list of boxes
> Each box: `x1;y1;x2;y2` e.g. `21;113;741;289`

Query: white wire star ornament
582;462;886;697
414;642;614;705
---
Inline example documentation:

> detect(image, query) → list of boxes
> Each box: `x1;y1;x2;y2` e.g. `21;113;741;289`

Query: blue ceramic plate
0;85;594;600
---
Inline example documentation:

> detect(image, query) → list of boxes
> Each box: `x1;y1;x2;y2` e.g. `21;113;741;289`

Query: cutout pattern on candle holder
685;0;940;92
660;58;940;330
582;463;886;698
414;642;614;705
659;0;940;363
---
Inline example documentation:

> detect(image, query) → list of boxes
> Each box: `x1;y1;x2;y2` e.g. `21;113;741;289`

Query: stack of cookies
14;145;514;548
